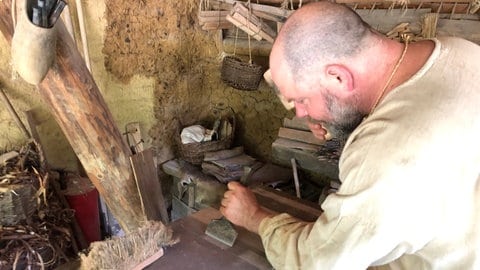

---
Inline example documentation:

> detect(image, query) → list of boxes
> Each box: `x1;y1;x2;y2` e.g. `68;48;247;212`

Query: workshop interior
0;0;479;269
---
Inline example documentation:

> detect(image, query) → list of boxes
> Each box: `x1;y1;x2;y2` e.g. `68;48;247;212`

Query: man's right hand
220;181;274;234
308;121;330;140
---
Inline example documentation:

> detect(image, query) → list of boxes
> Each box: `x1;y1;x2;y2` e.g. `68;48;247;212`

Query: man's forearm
247;208;276;234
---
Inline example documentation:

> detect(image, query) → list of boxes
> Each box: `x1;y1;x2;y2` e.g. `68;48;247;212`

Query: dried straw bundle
79;221;178;270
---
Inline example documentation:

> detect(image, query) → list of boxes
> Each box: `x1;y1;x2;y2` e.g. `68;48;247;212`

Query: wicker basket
221;56;264;91
177;115;236;165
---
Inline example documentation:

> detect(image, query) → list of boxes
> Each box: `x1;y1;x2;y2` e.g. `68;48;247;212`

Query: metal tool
204;166;253;247
205;216;238;247
30;0;67;28
240;165;252;185
290;158;301;199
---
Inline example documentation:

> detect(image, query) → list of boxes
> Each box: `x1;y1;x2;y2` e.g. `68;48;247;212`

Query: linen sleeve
258;181;438;270
257;201;384;270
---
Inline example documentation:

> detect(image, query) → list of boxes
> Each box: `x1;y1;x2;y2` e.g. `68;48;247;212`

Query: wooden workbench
148;186;322;269
147;207;271;269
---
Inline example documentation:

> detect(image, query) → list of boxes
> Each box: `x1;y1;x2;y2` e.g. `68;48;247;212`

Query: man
220;1;480;269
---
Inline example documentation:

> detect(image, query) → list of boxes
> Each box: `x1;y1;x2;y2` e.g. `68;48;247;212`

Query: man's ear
324;64;354;93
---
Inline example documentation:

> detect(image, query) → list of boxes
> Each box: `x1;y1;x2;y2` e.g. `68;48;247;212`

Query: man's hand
220;181;274;234
308;121;330;140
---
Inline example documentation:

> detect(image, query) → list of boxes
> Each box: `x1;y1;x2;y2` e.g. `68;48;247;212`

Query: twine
370;37;409;115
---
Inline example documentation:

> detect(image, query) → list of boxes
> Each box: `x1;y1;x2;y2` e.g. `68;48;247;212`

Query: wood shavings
0;142;76;269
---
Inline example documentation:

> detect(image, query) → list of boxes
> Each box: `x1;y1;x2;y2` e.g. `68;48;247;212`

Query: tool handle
48;0;67;26
240;166;252;185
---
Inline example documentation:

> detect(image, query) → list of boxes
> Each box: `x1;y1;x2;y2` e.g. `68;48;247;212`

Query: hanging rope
11;0;17;27
233;27;239;56
247;0;253;64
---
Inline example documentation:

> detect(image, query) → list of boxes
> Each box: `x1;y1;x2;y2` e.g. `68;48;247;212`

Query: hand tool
204;166;253;247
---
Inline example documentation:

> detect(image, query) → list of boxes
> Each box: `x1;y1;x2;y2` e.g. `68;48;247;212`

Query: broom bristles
79;221;178;270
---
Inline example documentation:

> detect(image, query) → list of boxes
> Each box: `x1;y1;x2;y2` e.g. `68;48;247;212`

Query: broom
79;220;178;270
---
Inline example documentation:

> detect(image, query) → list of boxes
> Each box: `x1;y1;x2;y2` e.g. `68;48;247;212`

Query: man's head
270;1;373;139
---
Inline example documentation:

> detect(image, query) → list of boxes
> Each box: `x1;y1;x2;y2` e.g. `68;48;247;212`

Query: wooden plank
148;207;271;270
201;22;233;30
227;11;276;43
198;10;231;19
355;8;432;35
125;122;144;154
272;142;339;180
130;148;169;224
253;185;322;222
232;2;277;38
226;14;263;41
210;0;293;19
1;0;145;232
252;10;286;23
278;127;325;146
133;248;165;270
436;19;480;45
199;16;229;24
272;137;320;152
283;116;310;131
204;146;244;161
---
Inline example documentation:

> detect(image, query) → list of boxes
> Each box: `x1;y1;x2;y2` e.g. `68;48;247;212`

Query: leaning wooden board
130;148;169;224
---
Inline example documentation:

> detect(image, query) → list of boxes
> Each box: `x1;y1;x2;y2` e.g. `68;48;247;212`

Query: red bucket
64;176;101;247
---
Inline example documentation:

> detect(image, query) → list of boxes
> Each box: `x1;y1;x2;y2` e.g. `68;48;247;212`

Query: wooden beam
437;19;480;45
210;0;293;20
0;0;145;232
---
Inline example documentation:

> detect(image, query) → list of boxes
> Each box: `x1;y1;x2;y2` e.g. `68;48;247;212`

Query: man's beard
309;92;366;141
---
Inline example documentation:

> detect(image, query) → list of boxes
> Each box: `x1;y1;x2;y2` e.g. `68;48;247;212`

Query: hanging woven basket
221;56;264;91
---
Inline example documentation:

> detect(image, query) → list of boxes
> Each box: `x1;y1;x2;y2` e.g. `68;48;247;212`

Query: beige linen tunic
259;37;480;270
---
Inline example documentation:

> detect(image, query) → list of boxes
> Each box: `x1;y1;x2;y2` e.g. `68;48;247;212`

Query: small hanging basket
221;56;264;91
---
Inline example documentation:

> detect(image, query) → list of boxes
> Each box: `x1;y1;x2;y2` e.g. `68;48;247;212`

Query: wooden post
0;0;145;232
